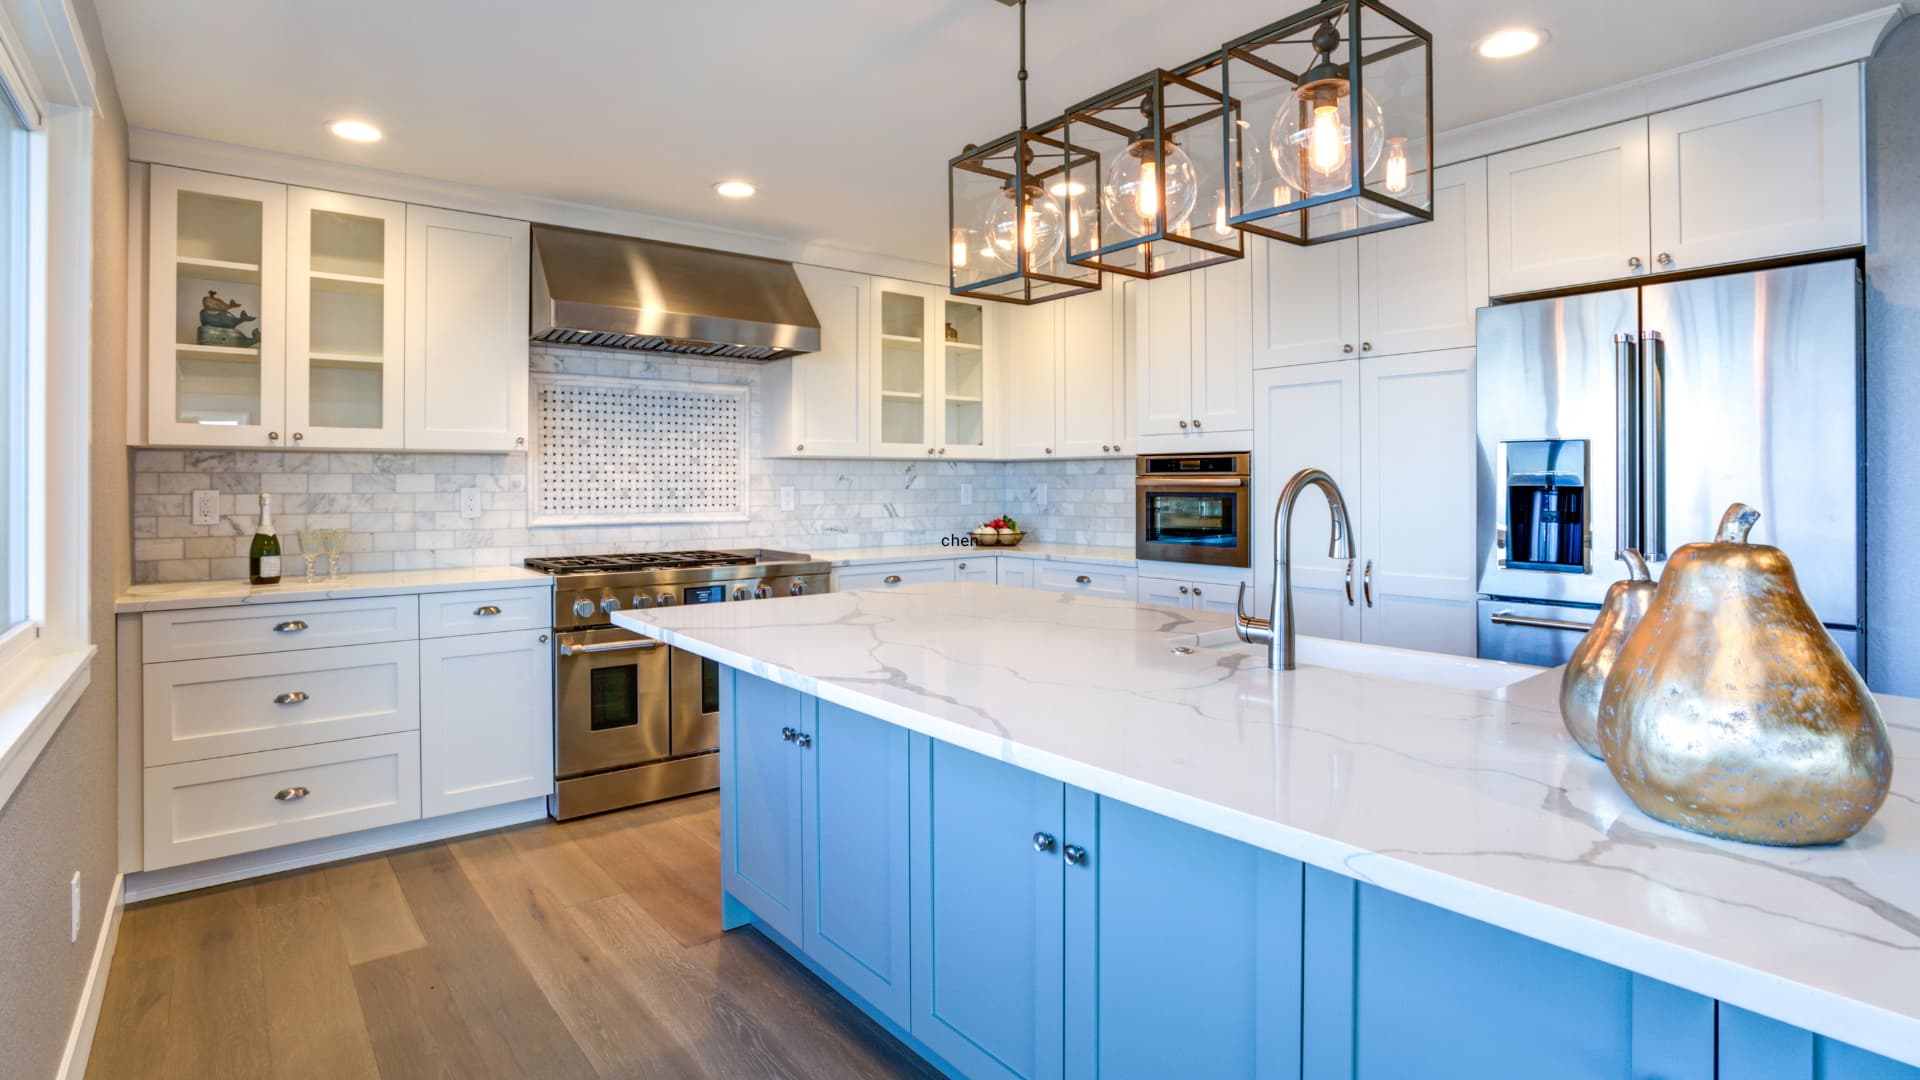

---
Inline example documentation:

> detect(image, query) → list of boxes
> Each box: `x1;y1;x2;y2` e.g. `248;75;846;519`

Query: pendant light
949;0;1100;304
1062;55;1242;279
1223;0;1432;245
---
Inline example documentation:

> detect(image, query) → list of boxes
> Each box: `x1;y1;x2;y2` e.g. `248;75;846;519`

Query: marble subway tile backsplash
131;344;1135;583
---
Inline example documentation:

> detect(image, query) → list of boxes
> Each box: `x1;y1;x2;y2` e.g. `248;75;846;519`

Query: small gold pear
1559;550;1656;758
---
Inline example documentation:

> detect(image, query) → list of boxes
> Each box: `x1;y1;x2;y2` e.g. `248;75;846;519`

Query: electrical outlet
69;872;80;944
960;482;972;506
1036;483;1049;507
779;486;796;512
191;490;220;526
459;488;483;520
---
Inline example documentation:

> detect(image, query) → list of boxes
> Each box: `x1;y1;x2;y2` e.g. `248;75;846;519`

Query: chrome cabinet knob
474;605;502;616
573;599;596;618
1179;420;1189;429
1192;418;1202;428
1656;252;1673;266
268;431;280;441
274;786;310;802
1360;342;1371;352
273;691;309;705
656;593;676;606
795;732;813;748
883;575;903;585
600;597;622;614
789;581;807;596
538;634;548;643
1032;832;1056;853
957;562;967;570
1063;844;1088;866
927;447;935;455
1629;256;1644;269
1044;447;1053;454
796;444;804;452
938;447;947;455
781;726;798;742
1343;344;1355;354
273;620;307;633
292;432;304;442
516;436;526;447
1179;586;1189;594
1192;587;1203;597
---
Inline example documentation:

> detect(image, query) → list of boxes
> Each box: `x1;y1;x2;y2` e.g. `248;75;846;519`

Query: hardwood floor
86;794;938;1080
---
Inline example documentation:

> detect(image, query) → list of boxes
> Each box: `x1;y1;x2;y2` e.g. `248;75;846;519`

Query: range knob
732;586;749;602
789;581;808;597
572;598;596;618
754;584;772;599
632;594;652;609
656;592;677;607
600;597;622;614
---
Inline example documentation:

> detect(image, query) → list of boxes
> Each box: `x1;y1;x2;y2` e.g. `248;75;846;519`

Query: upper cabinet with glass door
868;279;998;460
148;166;288;447
939;296;993;459
286;189;406;449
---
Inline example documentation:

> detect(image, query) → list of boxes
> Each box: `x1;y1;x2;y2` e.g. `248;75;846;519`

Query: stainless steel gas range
527;549;830;819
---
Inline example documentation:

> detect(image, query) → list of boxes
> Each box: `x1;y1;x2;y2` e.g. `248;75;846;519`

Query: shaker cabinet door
1134;274;1195;437
1056;287;1125;457
1252;362;1363;642
779;264;870;457
404;206;530;451
286;186;407;449
720;672;806;943
1251;236;1359;370
419;628;553;816
1193;257;1254;433
1357;159;1489;358
1003;302;1060;459
1487;119;1651;297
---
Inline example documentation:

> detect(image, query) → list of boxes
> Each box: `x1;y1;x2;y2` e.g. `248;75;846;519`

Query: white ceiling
95;0;1885;266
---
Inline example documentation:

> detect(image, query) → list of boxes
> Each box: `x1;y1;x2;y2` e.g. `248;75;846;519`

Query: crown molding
1435;5;1903;165
127;127;950;286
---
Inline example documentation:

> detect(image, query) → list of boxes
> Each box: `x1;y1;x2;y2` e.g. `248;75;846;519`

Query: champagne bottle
249;493;282;585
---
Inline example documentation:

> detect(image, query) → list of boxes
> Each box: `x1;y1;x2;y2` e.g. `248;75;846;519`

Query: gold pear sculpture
1597;503;1891;846
1559;549;1656;758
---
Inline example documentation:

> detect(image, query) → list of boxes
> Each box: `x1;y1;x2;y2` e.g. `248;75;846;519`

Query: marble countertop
614;582;1920;1066
818;541;1136;567
115;566;554;613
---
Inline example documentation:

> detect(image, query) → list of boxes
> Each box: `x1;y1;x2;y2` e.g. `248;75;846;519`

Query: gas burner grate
525;550;758;574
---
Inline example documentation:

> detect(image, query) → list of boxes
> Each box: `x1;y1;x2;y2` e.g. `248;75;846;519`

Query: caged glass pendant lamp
948;0;1101;304
1061;56;1243;279
1223;0;1432;245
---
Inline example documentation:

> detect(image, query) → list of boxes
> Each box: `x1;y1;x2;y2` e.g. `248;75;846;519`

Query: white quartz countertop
818;542;1136;567
613;582;1920;1066
115;566;553;613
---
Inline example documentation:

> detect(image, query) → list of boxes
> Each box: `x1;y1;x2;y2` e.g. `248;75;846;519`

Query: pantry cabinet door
1251;236;1359;369
404;207;529;451
1487;119;1651;296
1252;362;1362;642
1648;66;1863;274
1357;159;1488;357
1358;349;1477;656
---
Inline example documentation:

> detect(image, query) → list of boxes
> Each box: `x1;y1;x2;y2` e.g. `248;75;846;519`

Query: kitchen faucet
1236;468;1355;671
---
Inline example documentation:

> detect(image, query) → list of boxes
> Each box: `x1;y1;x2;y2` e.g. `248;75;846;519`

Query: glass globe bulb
1102;140;1198;238
1268;78;1385;201
985;185;1067;269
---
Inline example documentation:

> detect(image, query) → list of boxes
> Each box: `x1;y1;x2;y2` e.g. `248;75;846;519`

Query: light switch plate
779;486;795;512
191;490;220;526
458;488;483;520
1036;484;1049;507
69;871;80;943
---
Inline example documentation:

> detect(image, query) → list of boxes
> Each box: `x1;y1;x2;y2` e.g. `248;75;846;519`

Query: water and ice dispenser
1499;439;1589;573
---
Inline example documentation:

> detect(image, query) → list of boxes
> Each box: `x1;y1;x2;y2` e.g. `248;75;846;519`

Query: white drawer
418;587;550;638
831;561;958;591
143;732;421;870
143;641;421;766
1033;562;1138;600
143;596;417;663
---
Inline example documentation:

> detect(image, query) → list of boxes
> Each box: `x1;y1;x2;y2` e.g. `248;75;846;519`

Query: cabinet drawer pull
273;691;309;705
1032;831;1056;853
795;732;813;748
274;786;310;802
781;726;799;742
474;604;503;616
957;563;967;570
1063;843;1088;866
883;575;903;585
1075;575;1092;584
273;620;308;633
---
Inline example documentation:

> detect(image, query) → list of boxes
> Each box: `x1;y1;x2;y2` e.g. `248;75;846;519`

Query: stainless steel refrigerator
1475;258;1864;668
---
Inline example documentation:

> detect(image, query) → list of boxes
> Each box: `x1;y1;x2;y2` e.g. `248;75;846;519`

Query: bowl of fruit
971;516;1023;547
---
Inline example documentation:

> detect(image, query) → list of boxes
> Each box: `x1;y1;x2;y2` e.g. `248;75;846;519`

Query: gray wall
1867;25;1920;695
0;0;128;1073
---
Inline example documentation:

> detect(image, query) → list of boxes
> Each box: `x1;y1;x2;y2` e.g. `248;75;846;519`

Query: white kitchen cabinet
419;627;554;817
954;558;997;584
147;165;289;447
1001;301;1059;459
1648;66;1862;274
1135;262;1253;441
768;265;870;457
1252;362;1363;643
404;206;530;451
1251;237;1358;370
1056;287;1129;457
1357;160;1489;357
832;560;959;592
285;187;407;449
1138;575;1246;614
1487;119;1652;297
1031;561;1137;601
996;556;1035;589
870;279;999;460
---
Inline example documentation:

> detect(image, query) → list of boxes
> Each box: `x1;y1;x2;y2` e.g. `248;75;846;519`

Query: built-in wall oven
1136;453;1252;568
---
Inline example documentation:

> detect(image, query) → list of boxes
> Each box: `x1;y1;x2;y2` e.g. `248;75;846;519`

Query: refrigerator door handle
1614;333;1640;560
1639;330;1667;560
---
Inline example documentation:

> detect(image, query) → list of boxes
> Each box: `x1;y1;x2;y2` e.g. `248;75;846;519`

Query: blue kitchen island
615;583;1920;1079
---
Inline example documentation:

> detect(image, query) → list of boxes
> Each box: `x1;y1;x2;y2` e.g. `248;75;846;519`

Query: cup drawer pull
1075;575;1093;584
273;691;309;705
274;786;311;802
273;620;308;633
883;575;903;585
474;605;503;616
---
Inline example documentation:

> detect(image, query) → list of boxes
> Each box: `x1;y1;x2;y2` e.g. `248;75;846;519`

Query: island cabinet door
1301;868;1716;1080
800;700;911;1028
1063;796;1304;1080
719;672;806;944
911;736;1066;1080
1717;1004;1920;1080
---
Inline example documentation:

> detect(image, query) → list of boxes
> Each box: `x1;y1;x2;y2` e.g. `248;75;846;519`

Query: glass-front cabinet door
147;165;288;447
871;280;934;458
286;189;406;448
939;297;993;459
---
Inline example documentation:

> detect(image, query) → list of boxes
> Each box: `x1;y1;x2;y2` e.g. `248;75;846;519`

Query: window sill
0;644;95;811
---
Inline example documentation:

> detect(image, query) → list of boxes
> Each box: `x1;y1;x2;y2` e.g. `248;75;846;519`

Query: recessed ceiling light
327;119;383;143
1478;28;1545;59
714;180;757;199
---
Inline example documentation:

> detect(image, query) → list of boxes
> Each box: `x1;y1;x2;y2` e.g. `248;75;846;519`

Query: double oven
1135;453;1253;568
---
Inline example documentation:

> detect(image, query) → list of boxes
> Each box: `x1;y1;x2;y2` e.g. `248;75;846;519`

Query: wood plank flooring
86;794;937;1080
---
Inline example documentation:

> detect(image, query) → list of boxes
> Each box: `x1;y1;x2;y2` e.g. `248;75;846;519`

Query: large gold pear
1560;550;1656;758
1597;504;1892;846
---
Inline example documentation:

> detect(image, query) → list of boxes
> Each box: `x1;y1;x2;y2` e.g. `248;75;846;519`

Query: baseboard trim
56;872;125;1080
124;798;548;903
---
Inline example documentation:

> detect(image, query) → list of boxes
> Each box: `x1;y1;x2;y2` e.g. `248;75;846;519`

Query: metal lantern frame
1061;57;1243;280
948;118;1103;305
1224;0;1434;246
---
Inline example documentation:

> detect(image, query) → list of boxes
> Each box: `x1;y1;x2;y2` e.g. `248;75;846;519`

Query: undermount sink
1197;629;1542;693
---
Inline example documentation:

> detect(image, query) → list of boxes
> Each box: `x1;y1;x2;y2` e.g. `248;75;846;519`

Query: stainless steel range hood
531;224;820;360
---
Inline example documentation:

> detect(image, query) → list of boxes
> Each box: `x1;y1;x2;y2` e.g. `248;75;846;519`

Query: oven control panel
683;584;728;605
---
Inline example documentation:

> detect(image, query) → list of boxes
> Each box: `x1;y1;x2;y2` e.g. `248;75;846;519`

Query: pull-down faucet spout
1236;467;1355;671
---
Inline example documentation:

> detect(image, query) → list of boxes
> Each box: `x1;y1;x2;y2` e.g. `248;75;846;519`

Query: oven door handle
1137;477;1245;488
559;638;663;656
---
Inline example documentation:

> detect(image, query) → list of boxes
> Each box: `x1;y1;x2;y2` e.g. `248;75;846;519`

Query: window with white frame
0;89;31;661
